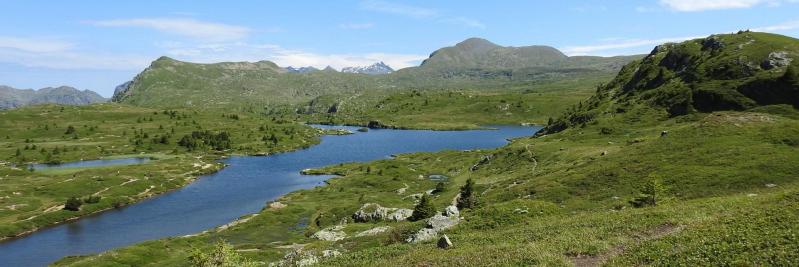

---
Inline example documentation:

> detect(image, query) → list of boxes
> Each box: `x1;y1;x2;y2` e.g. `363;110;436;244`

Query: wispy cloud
87;18;251;41
339;23;375;30
160;41;427;70
561;35;704;56
659;0;786;11
0;35;149;70
360;0;437;18
0;36;75;53
752;19;799;32
359;0;485;29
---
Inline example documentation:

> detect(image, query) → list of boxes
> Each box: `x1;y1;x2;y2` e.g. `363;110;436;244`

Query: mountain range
111;37;642;108
0;85;106;110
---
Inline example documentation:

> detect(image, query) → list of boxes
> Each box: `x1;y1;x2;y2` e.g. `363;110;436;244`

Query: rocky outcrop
352;203;413;222
311;225;346;241
406;205;461;243
762;51;792;70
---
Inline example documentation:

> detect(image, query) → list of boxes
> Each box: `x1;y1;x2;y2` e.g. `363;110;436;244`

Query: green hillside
112;38;641;111
54;32;799;266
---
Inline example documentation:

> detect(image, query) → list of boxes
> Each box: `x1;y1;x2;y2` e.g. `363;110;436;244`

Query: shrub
189;241;256;267
83;195;102;204
64;197;83;211
457;178;478;209
409;194;436;221
629;176;666;208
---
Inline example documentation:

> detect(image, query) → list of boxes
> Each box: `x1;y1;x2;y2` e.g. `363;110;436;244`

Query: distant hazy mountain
341;62;394;75
285;66;320;73
0;85;106;110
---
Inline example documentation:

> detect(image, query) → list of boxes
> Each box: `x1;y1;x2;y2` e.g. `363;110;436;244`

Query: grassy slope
302;74;607;130
0;103;322;239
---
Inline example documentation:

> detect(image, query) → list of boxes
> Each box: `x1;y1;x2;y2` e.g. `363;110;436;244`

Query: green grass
51;104;799;266
0;103;323;239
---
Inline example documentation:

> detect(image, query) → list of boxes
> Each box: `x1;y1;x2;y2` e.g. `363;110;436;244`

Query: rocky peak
341;62;394;75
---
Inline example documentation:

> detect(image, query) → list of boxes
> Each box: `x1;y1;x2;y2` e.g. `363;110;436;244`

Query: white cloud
0;35;150;70
339;23;375;30
0;36;75;53
360;0;485;29
659;0;783;11
88;18;251;41
752;19;799;32
360;0;437;18
561;36;704;56
160;42;427;70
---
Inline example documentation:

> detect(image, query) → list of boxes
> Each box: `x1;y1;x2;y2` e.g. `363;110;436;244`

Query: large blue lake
0;125;539;266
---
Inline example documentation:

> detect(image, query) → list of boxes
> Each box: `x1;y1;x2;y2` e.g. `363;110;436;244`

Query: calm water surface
29;157;150;171
0;125;539;266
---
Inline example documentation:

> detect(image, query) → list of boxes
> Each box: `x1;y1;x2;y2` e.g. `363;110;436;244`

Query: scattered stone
406;206;461;243
396;183;409;194
437;235;453;249
747;193;758;197
765;183;777;188
444;205;460;217
601;151;608;156
268;201;287;209
321;250;342;258
311;225;346;241
355;226;392;237
271;248;342;267
660;131;669;137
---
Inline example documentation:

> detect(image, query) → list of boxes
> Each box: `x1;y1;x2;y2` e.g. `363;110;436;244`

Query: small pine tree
629;176;666;208
64;125;75;135
64;197;83;211
433;182;446;194
409;194;437;221
456;178;478;209
15;148;21;157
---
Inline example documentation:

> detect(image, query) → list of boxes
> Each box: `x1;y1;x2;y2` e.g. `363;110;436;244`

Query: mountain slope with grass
111;39;641;110
543;31;799;135
55;32;799;266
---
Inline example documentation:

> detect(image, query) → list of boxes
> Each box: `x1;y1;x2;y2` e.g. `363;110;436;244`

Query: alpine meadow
0;1;797;267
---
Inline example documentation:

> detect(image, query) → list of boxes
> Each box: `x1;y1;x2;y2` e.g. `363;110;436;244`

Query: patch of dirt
701;113;774;127
570;223;683;267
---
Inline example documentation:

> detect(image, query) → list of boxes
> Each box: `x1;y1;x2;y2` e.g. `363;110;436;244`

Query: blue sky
1;0;798;97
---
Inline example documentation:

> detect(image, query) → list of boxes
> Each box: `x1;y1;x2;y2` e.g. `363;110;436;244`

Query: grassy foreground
51;105;799;266
0;103;323;239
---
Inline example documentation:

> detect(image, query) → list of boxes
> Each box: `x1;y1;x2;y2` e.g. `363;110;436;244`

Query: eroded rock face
762;51;793;70
352;203;413;222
